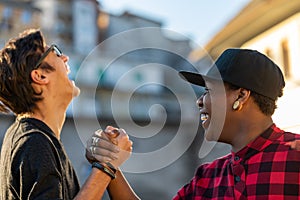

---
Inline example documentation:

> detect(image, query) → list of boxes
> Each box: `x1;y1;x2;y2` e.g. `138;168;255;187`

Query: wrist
106;162;117;173
92;162;116;179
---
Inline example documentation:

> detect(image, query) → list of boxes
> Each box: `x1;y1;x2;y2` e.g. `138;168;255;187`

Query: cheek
210;94;227;112
203;95;211;107
57;67;69;80
209;95;228;133
203;94;215;112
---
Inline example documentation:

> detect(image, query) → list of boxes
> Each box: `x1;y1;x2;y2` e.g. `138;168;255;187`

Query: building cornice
195;0;300;60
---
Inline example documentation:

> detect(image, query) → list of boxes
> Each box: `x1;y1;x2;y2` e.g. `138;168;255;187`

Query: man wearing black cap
87;48;300;199
173;48;300;199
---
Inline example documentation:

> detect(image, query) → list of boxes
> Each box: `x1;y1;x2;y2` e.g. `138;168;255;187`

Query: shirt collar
232;124;284;162
18;117;56;139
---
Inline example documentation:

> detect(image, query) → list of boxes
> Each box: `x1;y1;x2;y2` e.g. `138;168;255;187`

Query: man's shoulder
272;124;300;140
283;131;300;140
262;128;300;155
15;130;53;149
5;118;55;144
2;119;56;159
10;124;50;145
280;131;300;151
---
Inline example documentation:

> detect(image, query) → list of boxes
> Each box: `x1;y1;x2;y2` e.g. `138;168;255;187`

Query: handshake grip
89;128;122;175
86;127;121;164
103;128;120;145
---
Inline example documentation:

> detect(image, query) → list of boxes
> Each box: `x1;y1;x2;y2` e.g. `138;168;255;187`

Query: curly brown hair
0;29;54;115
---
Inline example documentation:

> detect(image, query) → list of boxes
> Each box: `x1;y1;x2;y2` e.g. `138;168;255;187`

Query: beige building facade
242;12;300;132
193;0;300;133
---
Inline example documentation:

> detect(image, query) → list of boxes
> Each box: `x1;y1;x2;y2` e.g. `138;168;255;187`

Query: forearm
84;126;138;199
107;170;140;200
74;168;111;200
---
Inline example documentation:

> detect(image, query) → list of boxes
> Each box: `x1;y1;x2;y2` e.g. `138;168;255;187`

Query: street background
0;0;299;199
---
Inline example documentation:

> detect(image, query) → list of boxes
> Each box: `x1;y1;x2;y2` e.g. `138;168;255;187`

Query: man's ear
232;88;251;111
30;69;49;85
237;88;251;104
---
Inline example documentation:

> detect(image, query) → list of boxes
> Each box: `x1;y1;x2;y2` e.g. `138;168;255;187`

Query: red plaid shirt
174;124;300;200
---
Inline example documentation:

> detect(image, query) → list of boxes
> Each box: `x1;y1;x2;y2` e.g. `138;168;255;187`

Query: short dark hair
0;29;54;115
226;82;282;116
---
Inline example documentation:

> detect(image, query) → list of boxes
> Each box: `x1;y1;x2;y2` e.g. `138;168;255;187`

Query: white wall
242;13;300;133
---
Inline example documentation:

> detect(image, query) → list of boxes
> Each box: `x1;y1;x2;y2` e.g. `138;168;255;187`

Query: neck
230;116;273;153
23;105;67;139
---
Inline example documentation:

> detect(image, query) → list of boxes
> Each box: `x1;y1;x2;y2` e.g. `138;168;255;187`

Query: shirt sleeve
11;132;63;200
173;163;213;200
172;176;199;200
173;188;184;200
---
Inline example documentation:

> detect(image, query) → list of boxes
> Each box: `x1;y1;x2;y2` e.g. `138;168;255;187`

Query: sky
99;0;251;46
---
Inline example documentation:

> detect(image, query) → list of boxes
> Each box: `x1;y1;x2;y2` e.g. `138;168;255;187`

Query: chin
72;87;81;97
204;128;223;142
204;131;218;142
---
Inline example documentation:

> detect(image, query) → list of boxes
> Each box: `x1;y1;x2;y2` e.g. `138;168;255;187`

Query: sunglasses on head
34;44;62;69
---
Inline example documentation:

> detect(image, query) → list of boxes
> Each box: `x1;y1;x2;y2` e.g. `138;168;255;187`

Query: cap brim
178;71;207;87
179;70;224;87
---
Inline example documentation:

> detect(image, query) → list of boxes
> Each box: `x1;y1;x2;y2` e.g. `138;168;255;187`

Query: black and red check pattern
173;124;300;200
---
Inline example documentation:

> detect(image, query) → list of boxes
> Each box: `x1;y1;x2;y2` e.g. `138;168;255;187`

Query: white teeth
200;114;208;121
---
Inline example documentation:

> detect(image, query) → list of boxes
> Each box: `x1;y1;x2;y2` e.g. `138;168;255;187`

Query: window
281;39;291;79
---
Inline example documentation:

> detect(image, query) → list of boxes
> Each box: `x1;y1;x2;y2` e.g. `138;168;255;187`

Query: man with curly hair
0;29;139;200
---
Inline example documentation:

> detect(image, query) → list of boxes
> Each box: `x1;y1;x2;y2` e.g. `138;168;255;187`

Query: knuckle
119;128;127;134
108;151;116;158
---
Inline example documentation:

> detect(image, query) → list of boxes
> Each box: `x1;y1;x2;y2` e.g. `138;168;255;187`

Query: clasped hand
86;126;133;169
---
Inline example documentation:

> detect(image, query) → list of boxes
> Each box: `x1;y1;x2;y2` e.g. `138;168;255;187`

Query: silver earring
233;100;240;110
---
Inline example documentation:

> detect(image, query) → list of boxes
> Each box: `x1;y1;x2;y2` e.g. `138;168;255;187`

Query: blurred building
76;11;196;121
0;0;210;199
0;0;41;45
192;0;300;133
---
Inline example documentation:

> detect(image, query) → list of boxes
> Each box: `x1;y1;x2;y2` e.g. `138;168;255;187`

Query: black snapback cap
179;48;285;100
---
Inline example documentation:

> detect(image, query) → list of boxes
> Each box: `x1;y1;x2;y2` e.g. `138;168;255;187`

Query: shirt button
234;156;240;161
235;176;241;182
